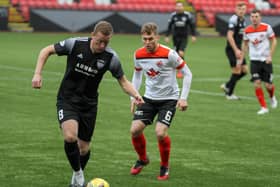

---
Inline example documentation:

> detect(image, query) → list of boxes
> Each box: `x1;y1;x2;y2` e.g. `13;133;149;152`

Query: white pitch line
190;89;256;100
0;64;62;76
0;64;274;101
1;64;280;78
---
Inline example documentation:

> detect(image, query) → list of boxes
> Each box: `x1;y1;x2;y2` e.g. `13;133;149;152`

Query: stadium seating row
188;0;280;26
11;0;176;21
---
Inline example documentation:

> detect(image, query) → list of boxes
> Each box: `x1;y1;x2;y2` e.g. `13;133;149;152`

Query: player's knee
79;147;90;155
130;121;145;137
78;140;90;155
130;127;141;137
63;132;78;143
254;80;262;88
265;83;273;90
155;130;167;140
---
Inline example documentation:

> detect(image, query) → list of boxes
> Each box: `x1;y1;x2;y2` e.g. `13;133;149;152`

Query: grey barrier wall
0;7;8;31
30;9;171;33
215;13;280;36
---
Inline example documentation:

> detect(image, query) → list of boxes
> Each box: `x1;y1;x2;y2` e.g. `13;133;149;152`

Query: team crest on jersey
156;61;163;67
77;53;83;59
96;59;105;69
252;38;261;46
59;41;65;46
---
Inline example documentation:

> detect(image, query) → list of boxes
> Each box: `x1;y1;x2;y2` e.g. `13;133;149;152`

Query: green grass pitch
0;32;279;187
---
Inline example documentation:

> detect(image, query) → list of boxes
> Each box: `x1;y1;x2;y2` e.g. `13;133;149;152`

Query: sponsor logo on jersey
147;68;160;78
75;63;98;77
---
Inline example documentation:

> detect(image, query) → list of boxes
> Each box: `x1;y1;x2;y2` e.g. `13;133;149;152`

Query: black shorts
225;47;246;67
133;97;177;127
250;60;273;83
173;36;187;52
56;100;98;142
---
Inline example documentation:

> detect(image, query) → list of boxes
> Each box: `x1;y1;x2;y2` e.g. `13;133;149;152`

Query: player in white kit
242;9;278;114
129;22;192;180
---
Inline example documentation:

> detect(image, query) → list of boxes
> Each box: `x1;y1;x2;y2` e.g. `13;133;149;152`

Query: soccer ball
87;178;110;187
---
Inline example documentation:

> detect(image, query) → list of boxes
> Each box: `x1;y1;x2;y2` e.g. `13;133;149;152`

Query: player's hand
176;99;188;111
164;37;170;43
133;95;144;106
191;36;197;43
234;49;242;59
130;100;136;114
266;56;272;64
130;95;144;114
32;73;42;89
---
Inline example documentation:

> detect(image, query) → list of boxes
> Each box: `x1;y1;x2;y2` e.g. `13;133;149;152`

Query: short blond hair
141;22;158;35
93;21;113;36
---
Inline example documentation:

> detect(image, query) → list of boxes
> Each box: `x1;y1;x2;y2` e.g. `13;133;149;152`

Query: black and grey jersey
166;11;196;38
226;14;246;49
54;37;124;107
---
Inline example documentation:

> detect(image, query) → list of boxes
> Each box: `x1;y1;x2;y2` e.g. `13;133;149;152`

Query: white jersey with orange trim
133;44;186;100
243;22;275;61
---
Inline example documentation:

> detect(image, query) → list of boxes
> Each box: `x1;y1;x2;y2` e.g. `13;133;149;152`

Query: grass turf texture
0;32;279;187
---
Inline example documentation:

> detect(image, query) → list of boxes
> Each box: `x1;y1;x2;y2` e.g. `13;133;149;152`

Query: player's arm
189;13;197;42
109;54;144;111
177;64;192;111
32;45;56;89
117;75;143;106
227;30;241;59
129;67;144;113
241;39;249;62
268;36;277;64
165;15;174;43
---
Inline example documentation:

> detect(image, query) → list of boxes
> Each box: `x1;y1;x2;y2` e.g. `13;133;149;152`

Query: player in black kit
31;21;144;187
165;1;196;78
221;1;248;100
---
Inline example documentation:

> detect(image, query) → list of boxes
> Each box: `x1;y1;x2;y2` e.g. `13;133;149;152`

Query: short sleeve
169;49;185;69
267;25;275;38
54;38;76;56
228;15;237;31
109;54;124;79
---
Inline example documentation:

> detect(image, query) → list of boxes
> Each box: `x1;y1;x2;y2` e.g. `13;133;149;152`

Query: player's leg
263;63;277;109
69;106;97;186
155;100;176;180
130;98;156;175
254;80;269;114
155;122;170;180
61;119;85;187
251;61;269;114
222;48;246;99
130;120;147;159
78;108;97;171
130;120;149;175
78;140;91;170
265;83;277;108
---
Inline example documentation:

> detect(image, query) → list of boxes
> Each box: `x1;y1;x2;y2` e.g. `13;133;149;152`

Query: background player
130;22;192;180
242;9;278;114
221;1;248;100
164;1;196;78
